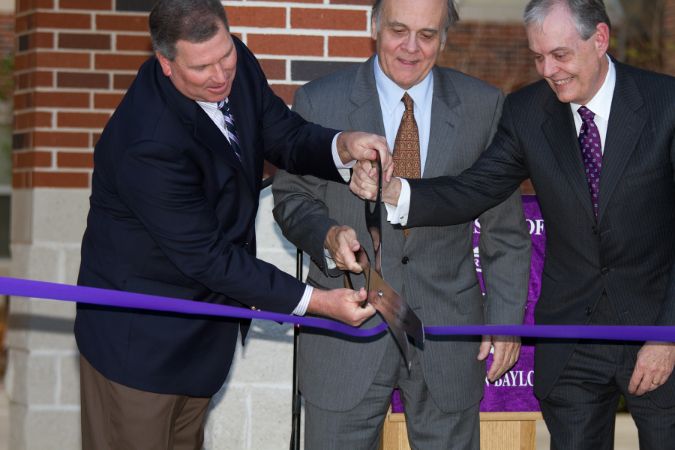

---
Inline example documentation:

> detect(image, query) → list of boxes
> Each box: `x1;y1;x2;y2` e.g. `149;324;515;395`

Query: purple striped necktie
578;106;602;217
220;100;242;161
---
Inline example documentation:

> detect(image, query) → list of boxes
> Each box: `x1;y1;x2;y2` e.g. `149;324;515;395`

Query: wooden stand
380;410;542;450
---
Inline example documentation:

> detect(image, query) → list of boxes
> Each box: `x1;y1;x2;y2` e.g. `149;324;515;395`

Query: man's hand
478;335;521;382
324;225;362;273
307;287;375;326
350;160;401;204
628;341;675;396
336;132;392;180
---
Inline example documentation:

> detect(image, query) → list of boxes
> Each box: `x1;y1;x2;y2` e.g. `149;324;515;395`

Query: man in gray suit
353;1;675;448
273;0;530;448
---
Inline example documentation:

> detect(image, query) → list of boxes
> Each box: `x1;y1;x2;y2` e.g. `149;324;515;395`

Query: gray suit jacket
272;57;531;412
405;60;675;405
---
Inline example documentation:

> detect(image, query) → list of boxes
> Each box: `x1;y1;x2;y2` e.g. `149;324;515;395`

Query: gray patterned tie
578;106;602;217
220;100;242;161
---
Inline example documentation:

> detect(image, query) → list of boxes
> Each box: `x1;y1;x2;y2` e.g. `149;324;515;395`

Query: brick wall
665;0;675;75
11;0;542;191
440;21;538;92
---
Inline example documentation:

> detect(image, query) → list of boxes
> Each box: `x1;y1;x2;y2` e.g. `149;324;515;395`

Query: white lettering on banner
526;219;545;236
473;246;482;273
475;218;544;238
485;370;534;387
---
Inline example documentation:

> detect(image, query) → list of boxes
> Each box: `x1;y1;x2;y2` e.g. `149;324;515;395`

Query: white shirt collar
570;55;615;121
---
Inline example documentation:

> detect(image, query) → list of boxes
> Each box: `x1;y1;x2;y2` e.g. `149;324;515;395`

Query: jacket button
585;306;593;316
592;226;599;235
401;256;409;264
601;267;609;275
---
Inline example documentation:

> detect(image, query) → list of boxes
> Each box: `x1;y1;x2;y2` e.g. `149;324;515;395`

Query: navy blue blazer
76;37;342;397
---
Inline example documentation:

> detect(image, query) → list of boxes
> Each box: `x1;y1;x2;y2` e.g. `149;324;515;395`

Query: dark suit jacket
75;37;342;397
405;60;675;405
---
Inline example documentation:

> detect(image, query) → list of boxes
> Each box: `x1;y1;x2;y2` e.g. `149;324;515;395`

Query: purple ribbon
1;276;674;341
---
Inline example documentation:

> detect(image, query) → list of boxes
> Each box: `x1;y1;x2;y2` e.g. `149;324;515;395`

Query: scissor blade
367;268;424;342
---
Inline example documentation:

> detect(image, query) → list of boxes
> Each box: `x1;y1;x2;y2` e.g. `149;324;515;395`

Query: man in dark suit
75;1;390;448
352;0;675;448
272;0;530;448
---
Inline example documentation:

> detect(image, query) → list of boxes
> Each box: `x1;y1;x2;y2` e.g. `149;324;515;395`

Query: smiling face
372;0;447;90
526;5;609;105
157;22;237;102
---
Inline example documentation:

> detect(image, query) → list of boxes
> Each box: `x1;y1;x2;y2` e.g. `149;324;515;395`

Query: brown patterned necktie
392;93;421;179
392;93;420;237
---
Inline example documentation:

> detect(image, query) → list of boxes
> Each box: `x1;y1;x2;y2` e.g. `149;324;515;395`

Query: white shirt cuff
331;132;356;170
324;248;337;270
293;285;313;316
385;178;411;226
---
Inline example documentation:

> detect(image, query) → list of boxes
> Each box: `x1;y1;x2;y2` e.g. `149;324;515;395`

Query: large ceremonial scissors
346;156;424;370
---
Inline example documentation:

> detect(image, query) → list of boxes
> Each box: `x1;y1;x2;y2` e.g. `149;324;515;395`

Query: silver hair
371;0;459;43
524;0;611;40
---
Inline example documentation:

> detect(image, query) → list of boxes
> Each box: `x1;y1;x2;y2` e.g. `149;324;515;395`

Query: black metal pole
290;248;302;450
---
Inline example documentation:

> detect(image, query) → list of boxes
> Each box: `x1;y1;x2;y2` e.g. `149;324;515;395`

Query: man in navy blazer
353;0;675;448
75;1;389;448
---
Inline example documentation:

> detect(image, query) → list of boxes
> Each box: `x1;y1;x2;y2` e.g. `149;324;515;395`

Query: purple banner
479;195;543;412
392;195;544;414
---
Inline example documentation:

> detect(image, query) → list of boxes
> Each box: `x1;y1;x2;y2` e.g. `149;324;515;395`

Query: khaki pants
80;355;210;450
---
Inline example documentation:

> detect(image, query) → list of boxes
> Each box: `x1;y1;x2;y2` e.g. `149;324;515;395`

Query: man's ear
594;22;610;55
156;52;172;77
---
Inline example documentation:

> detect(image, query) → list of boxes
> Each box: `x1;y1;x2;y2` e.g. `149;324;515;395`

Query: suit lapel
597;64;645;221
423;67;461;178
347;58;386;136
542;94;596;221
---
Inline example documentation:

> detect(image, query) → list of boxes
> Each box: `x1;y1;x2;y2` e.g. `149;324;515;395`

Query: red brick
94;92;124;109
35;51;91;69
33;91;89;108
270;83;299;105
113;73;136;90
330;0;372;4
33;130;89;147
228;6;286;28
292;8;367;31
58;111;110;129
14;92;33;109
57;151;93;168
35;12;92;30
12;172;26;188
248;34;323;56
59;33;111;50
14;150;52;168
57;71;109;89
61;0;112;10
95;53;148;70
329;36;374;57
116;34;152;52
259;59;286;80
16;0;55;13
31;171;90;188
16;71;54;90
14;111;52;129
96;14;148;32
21;31;54;50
